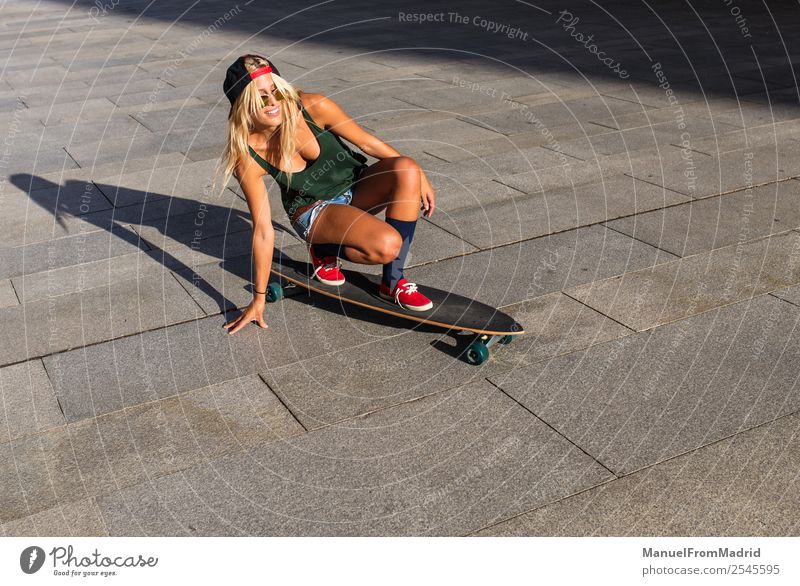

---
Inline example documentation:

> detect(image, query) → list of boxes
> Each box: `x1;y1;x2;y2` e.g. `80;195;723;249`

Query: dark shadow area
44;0;800;111
12;173;271;315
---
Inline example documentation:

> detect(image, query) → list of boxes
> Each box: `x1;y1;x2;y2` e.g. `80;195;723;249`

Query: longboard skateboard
266;250;526;365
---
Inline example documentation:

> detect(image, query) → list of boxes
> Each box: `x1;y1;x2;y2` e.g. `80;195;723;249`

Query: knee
392;156;421;187
376;228;402;263
392;156;420;171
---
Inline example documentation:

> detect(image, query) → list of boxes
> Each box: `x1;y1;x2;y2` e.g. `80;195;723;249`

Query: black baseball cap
223;55;281;106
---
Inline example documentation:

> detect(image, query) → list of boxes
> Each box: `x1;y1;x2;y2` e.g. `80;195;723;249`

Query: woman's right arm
223;158;274;335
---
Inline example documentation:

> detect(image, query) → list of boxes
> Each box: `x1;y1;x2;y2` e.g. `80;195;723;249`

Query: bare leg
350;156;422;221
308;156;424;264
306;203;401;265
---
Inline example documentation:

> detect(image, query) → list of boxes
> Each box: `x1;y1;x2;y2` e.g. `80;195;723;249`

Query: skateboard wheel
465;340;490;365
266;282;283;303
499;335;513;345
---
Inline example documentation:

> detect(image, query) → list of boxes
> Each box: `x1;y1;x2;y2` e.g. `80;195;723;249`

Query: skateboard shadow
12;173;301;319
271;248;495;359
277;279;476;359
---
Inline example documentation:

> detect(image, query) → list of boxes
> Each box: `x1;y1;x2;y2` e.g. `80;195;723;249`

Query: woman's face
252;74;282;129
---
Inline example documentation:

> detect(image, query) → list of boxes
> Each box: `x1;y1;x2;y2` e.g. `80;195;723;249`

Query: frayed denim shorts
290;188;353;242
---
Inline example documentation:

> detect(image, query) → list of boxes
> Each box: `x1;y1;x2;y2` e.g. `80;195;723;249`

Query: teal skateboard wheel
465;340;490;365
265;282;283;303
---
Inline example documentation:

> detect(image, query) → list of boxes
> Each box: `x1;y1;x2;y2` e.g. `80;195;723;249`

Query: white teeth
266;107;279;114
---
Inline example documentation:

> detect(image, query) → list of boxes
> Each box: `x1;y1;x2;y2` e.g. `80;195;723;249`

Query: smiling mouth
265;106;279;115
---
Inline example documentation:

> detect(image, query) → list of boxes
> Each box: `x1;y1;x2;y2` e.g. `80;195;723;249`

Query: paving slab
606;180;800;257
10;249;170;305
0;360;65;445
0;227;150;280
116;97;212;119
34;97;121;127
1;184;116;248
586;101;747;130
1;498;108;537
94;380;614;536
259;324;516;430
419;178;526;215
23;79;165;109
132;103;229;133
422;146;576;187
488;294;800;477
476;407;800;536
62;65;161;89
173;239;306;315
65;133;179;168
682;121;800;156
712;101;800;129
3;65;72;91
0;96;27;113
628;144;800;198
404;225;677;309
154;225;275;273
552;118;740;159
0;144;80;174
358;107;455;132
489;292;632;370
771;281;800;308
0;281;19;308
0;374;302;524
128;196;252;245
566;231;800;331
0;264;202;365
38;114;150;146
421;132;562;164
378;118;505;153
596;79;722;110
417;60;553;85
394;83;539;116
92;159;235;208
41;286;412;422
5;179;112;217
32;153;190;191
454;104;619;140
427;174;690;249
513;94;652;129
158;122;231;159
496;155;630;195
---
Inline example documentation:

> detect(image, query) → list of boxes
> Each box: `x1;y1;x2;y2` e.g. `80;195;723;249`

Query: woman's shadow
13;173;448;344
12;173;311;314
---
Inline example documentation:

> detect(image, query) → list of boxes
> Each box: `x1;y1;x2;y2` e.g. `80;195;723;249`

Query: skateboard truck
465;333;514;365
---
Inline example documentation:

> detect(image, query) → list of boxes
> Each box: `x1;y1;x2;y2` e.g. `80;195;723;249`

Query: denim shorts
290;188;353;242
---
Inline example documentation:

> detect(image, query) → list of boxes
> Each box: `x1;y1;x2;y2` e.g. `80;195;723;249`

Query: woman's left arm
313;94;436;217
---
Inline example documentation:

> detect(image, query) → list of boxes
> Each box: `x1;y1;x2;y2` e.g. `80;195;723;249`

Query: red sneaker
309;245;345;286
379;277;433;311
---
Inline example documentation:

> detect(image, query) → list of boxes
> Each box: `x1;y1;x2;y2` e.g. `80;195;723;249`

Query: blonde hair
211;54;303;200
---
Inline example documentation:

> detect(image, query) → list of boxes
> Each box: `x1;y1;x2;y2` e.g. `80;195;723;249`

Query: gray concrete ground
1;0;799;536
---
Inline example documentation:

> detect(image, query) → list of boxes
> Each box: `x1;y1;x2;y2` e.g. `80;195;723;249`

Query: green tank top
247;100;368;218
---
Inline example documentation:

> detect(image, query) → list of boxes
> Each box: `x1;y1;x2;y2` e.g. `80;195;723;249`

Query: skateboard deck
266;251;526;365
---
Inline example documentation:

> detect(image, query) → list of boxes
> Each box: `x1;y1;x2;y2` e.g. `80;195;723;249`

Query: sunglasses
259;86;288;107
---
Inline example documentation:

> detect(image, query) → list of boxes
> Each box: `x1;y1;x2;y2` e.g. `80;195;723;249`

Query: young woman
214;54;436;335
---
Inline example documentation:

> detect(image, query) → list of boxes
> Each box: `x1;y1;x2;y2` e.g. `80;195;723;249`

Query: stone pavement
1;0;799;536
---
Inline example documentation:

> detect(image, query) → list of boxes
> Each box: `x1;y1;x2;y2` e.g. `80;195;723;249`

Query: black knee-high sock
382;217;417;290
312;243;342;259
